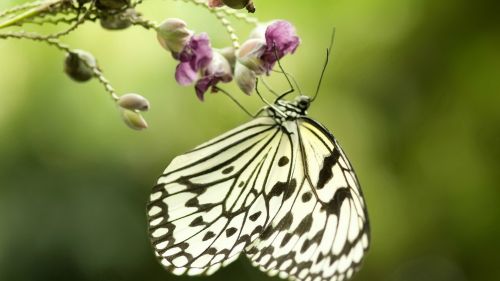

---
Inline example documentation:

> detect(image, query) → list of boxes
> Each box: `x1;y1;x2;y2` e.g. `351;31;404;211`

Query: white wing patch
147;117;299;275
246;118;369;281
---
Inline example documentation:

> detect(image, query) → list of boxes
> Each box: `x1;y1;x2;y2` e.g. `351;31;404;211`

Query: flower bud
208;0;224;8
237;38;266;74
248;22;271;40
100;9;136;30
245;2;255;13
96;0;130;10
194;52;233;101
156;18;193;54
234;62;256;95
64;50;97;82
222;0;250;9
217;47;236;67
117;93;150;111
121;109;148;130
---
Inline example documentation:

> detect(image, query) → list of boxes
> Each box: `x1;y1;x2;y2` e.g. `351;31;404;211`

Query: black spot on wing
260;212;294;240
284;179;297;201
202;231;216;241
295;214;313;235
278;156;289;167
316;252;325;263
189;216;205;227
206;247;217;255
300;239;312;253
269;181;287;197
301;191;312;202
246;247;258;255
279;213;294;230
322;187;351;214
177;177;208;195
280;233;292;247
249;211;262;222
185;197;199;208
316;149;341;190
225;227;237;237
222;166;234;174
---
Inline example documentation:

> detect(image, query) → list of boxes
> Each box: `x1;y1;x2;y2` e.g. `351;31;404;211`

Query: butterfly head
273;95;311;119
295;95;311;112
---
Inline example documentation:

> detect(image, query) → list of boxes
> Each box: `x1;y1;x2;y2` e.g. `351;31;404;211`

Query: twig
0;0;64;29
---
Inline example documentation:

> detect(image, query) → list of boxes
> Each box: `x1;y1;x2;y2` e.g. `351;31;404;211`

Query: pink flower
237;20;300;74
195;52;233;100
175;33;213;85
207;0;224;8
260;20;300;72
156;18;193;55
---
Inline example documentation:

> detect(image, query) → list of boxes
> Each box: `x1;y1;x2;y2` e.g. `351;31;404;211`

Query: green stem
0;0;63;29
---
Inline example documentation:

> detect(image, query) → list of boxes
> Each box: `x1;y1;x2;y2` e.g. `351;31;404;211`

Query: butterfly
147;35;370;281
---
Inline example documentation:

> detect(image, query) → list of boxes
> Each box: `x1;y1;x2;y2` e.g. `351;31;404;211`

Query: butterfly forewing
147;117;301;275
246;118;369;281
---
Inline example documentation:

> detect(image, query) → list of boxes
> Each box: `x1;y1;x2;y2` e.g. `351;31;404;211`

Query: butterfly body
147;96;369;281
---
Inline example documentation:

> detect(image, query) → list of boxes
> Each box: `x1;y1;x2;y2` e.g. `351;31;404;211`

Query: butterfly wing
147;116;299;276
246;117;370;281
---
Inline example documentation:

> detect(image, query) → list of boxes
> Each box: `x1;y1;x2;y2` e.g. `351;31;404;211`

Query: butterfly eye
298;99;310;110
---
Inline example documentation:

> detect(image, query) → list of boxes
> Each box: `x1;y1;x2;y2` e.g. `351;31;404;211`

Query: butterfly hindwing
246;118;369;281
147;117;299;275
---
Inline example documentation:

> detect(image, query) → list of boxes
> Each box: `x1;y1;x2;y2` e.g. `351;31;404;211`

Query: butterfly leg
255;78;287;118
260;77;279;97
215;86;254;117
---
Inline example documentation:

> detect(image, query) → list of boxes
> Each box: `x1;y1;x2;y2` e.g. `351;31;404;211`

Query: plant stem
0;0;63;30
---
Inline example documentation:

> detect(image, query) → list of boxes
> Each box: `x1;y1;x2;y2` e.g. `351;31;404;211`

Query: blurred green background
1;0;499;281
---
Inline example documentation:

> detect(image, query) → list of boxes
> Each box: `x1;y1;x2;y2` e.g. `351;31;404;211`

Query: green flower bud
222;0;250;9
96;0;130;10
117;93;150;111
156;18;193;54
121;109;148;130
234;62;256;94
100;9;136;30
217;47;236;68
237;38;266;73
64;50;97;82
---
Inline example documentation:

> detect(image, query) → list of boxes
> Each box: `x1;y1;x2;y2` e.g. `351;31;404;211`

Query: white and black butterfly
147;39;369;281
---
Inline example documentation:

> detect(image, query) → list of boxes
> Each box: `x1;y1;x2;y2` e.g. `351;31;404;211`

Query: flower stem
0;0;63;30
0;1;44;19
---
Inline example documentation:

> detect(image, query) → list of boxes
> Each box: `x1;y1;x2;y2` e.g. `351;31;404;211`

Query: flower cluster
237;20;300;93
157;19;300;100
157;18;233;101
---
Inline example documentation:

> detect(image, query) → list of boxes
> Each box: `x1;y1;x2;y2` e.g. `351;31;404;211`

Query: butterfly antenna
272;69;302;95
272;43;295;101
215;87;253;118
311;27;336;102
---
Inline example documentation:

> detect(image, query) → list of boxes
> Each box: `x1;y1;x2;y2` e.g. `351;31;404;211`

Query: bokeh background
1;0;499;281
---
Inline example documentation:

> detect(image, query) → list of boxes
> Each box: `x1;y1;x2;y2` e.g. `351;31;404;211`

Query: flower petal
265;20;300;55
235;62;256;95
259;20;301;73
175;62;198;85
187;33;213;71
195;76;216;101
208;0;224;8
